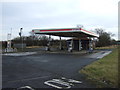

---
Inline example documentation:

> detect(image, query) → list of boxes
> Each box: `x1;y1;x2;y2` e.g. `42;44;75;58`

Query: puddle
40;60;48;62
97;51;112;59
101;52;106;54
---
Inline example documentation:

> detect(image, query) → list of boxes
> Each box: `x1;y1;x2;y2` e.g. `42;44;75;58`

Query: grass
80;46;119;88
95;45;118;49
26;46;44;48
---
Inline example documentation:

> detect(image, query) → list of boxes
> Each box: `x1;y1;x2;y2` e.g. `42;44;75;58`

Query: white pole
22;36;23;51
10;28;12;49
11;28;12;40
20;28;23;51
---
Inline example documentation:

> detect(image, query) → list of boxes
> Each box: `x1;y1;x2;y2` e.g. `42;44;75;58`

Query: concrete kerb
37;50;99;55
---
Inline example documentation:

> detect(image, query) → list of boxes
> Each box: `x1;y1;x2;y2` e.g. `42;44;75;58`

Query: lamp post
77;24;84;30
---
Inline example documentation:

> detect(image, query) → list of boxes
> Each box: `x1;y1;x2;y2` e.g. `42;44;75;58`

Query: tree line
2;28;118;48
94;28;117;47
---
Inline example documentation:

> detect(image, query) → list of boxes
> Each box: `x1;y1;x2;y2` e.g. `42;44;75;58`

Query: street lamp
19;28;23;51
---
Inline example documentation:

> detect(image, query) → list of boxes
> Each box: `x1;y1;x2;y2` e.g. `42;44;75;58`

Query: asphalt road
2;50;112;89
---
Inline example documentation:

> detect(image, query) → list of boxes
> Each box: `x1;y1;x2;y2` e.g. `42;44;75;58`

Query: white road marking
44;77;82;89
61;77;82;83
17;86;34;90
44;79;71;89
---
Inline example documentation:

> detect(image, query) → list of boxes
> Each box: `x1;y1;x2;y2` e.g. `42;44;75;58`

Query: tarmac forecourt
2;48;113;89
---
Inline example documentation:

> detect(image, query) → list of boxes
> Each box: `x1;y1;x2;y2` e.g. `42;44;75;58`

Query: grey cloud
2;1;118;40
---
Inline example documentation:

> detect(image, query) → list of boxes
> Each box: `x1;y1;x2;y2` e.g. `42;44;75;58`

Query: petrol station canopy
32;28;98;38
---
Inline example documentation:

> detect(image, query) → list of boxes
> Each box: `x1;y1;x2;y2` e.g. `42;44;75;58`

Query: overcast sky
1;0;119;41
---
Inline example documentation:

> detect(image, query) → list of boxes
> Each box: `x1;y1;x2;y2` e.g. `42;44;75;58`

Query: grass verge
80;47;118;88
95;45;118;49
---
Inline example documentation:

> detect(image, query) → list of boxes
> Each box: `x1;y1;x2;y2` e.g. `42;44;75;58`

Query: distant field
80;46;119;88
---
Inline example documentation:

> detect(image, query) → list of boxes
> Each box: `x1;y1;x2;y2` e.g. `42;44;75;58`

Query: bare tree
94;28;115;47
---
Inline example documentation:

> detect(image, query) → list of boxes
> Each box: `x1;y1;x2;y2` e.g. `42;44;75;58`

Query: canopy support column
46;35;51;51
79;39;82;51
59;36;62;50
